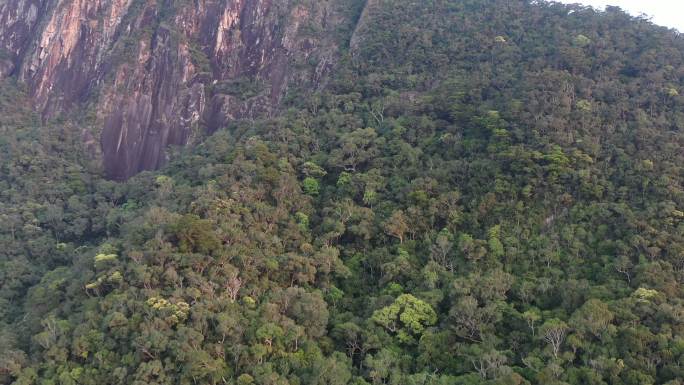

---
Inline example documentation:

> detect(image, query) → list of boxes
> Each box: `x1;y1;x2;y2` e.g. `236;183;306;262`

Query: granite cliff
0;0;353;179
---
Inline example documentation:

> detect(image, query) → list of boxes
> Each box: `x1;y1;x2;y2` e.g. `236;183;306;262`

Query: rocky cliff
0;0;348;179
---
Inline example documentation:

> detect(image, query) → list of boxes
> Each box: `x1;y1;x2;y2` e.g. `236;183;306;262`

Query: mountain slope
0;1;683;385
0;0;358;179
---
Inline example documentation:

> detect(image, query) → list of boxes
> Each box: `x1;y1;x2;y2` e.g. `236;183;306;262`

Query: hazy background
556;0;683;31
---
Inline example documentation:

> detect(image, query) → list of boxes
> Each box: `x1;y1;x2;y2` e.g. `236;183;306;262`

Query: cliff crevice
0;0;346;179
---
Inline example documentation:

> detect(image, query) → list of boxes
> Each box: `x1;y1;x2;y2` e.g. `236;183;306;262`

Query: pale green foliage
155;175;173;185
237;374;255;385
641;159;655;170
573;34;591;47
93;254;118;270
88;253;122;292
108;271;123;283
146;297;190;325
632;287;660;302
576;99;592;112
372;294;437;342
301;161;327;177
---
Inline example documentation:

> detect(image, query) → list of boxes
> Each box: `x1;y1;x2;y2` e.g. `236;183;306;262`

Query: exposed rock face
0;0;345;179
21;0;135;117
0;0;46;77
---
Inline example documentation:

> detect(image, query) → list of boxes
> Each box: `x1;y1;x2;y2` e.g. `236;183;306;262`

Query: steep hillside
0;1;683;385
0;0;357;179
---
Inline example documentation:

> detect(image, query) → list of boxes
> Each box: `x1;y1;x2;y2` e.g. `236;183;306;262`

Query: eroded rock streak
0;0;341;179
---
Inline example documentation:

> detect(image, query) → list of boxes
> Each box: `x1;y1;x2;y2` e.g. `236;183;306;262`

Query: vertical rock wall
0;0;344;180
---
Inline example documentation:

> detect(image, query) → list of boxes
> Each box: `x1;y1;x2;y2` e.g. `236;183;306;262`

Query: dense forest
1;0;684;384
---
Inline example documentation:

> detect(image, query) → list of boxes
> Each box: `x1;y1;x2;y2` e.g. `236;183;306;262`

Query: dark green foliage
2;1;684;385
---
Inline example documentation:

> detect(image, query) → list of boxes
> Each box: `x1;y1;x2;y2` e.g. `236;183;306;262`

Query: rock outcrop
0;0;345;179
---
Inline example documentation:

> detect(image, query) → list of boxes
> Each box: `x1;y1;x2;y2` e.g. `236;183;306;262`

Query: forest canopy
1;1;683;385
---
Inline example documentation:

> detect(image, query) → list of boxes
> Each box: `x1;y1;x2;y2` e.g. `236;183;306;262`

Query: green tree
384;210;409;244
539;319;568;359
303;177;321;196
372;294;437;343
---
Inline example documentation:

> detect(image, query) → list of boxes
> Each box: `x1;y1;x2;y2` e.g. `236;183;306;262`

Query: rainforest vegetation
1;1;683;384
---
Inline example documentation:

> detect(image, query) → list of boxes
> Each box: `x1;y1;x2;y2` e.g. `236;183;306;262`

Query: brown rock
0;0;348;179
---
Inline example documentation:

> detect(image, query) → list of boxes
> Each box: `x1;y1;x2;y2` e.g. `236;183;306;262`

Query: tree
448;295;500;342
171;214;220;255
329;128;382;172
2;1;684;383
279;288;329;338
384;210;409;244
570;299;614;340
301;162;327;178
372;294;437;343
303;177;320;196
256;323;283;349
458;233;488;262
431;228;454;270
539;319;568;359
225;275;242;302
466;344;510;380
305;352;353;385
488;225;505;259
523;308;542;336
364;349;399;385
615;255;634;283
